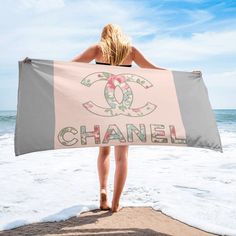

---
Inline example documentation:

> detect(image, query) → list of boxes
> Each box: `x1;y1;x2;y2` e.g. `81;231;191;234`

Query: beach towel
14;58;223;156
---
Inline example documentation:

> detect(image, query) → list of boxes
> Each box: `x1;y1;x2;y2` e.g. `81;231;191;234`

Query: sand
0;206;218;236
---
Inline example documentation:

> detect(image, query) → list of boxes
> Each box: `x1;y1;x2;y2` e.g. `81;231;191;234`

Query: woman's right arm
132;46;166;70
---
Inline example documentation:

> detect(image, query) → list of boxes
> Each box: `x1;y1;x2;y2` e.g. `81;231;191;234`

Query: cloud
139;30;236;63
205;70;236;87
0;0;165;66
0;1;235;68
17;0;65;12
0;0;236;109
166;9;215;32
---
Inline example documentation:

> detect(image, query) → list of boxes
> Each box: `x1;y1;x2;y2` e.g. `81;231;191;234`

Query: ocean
0;109;236;235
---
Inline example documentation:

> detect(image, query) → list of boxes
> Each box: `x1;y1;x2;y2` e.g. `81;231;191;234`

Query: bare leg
97;146;111;210
112;145;129;212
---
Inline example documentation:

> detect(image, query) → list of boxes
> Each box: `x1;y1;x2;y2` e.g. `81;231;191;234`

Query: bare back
71;44;165;70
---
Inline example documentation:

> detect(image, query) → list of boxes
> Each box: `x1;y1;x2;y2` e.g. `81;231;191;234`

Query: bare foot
111;201;123;212
100;189;111;210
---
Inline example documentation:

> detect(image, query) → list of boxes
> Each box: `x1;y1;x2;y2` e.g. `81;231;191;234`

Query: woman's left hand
192;70;202;76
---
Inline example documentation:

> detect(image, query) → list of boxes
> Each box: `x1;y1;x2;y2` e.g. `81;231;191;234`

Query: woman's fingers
22;57;31;63
192;70;202;76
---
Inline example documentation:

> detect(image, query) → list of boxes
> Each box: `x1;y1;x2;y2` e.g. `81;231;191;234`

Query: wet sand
0;206;218;236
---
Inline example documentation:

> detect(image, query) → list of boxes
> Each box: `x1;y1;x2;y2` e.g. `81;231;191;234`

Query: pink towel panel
54;61;187;149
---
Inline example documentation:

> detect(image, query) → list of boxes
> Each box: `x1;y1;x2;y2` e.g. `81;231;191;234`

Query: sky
0;0;236;110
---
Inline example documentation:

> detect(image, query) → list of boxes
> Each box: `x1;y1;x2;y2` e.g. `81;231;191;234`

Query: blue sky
0;0;236;110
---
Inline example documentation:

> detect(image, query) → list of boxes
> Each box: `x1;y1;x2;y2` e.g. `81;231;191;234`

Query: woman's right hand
192;70;202;76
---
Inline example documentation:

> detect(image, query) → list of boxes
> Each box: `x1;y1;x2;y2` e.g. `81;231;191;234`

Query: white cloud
167;9;215;32
0;0;161;64
205;70;236;87
0;1;235;68
0;0;236;109
139;30;236;63
17;0;65;12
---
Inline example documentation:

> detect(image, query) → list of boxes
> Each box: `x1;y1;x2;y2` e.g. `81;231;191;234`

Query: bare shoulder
90;43;99;52
86;43;99;57
131;45;141;59
131;45;139;52
130;45;166;70
131;45;136;59
71;43;98;62
131;45;136;54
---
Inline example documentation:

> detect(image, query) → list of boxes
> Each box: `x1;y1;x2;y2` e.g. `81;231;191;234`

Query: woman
71;23;201;213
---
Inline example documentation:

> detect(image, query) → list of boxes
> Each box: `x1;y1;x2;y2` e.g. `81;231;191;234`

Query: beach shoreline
1;109;235;235
0;206;218;236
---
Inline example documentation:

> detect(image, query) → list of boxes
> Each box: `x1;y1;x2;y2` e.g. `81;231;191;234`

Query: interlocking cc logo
81;72;157;117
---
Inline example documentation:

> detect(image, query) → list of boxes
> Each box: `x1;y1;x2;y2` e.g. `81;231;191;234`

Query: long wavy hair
98;24;132;66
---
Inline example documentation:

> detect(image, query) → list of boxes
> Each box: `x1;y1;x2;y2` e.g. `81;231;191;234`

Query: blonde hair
98;24;132;66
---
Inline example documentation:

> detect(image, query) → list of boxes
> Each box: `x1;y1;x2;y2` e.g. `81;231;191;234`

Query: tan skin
71;44;201;212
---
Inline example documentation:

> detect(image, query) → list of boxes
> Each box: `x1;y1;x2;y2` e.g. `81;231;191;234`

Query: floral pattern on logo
81;72;157;117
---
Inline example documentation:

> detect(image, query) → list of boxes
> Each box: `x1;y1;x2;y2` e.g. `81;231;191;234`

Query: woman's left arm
71;44;97;62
